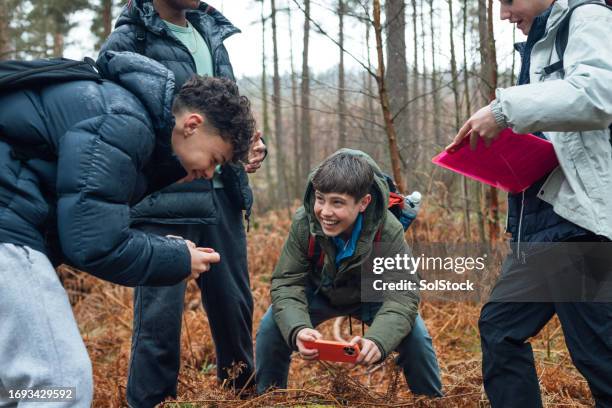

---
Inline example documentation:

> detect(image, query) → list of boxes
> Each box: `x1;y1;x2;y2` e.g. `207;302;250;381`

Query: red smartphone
302;340;360;363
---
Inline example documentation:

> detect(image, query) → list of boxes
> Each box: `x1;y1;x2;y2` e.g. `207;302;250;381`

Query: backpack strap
134;24;148;56
307;235;325;269
0;57;99;91
543;1;612;76
374;227;383;243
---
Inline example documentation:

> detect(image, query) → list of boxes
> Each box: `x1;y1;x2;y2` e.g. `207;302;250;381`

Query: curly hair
172;75;255;163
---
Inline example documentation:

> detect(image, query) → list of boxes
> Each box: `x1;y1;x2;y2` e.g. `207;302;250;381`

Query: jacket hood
303;148;390;241
116;0;240;40
97;50;175;137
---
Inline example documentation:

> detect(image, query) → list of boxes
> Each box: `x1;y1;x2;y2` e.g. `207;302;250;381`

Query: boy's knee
400;316;433;349
256;310;280;341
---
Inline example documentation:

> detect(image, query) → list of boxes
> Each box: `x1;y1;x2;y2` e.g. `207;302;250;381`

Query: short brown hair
312;152;374;200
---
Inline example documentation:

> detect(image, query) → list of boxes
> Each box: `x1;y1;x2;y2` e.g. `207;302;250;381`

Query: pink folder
432;128;559;194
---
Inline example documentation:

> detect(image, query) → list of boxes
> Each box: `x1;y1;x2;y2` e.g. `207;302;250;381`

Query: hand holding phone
296;328;323;360
302;339;361;363
349;336;381;366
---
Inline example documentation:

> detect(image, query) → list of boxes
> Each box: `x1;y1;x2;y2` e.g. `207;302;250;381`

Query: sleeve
55;113;191;287
494;6;612;134
270;208;314;349
363;222;420;359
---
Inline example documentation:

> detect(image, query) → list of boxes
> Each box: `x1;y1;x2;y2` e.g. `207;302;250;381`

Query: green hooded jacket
270;149;419;359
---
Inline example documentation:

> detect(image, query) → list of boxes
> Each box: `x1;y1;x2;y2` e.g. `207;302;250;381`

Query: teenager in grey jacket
447;0;612;406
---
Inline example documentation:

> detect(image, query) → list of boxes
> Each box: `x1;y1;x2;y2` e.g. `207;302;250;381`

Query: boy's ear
183;113;204;137
358;194;372;212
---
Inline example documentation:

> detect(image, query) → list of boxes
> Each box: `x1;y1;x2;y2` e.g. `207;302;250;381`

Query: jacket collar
117;1;240;45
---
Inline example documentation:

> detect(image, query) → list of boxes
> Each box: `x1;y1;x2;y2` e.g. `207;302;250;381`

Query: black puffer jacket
98;0;253;226
0;52;191;286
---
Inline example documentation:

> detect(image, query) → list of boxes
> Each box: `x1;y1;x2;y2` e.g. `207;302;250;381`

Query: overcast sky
65;0;524;79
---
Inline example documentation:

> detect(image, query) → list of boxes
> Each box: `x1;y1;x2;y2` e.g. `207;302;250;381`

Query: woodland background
2;1;595;406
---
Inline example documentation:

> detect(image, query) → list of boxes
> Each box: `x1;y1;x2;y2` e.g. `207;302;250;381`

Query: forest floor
64;207;594;407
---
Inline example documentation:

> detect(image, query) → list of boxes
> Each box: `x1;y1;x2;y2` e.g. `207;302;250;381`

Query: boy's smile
314;191;371;239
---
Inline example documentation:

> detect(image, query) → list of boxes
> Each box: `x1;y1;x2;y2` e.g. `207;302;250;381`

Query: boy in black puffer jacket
0;51;255;407
99;1;265;405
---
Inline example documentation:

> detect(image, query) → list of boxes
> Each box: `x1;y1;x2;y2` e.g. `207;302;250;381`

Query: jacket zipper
517;190;526;263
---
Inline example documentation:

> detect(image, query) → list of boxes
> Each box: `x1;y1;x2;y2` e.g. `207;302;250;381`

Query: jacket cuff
363;336;388;361
289;324;309;350
490;98;509;129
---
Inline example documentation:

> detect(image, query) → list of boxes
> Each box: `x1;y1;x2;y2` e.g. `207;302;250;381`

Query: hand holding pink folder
432;128;559;194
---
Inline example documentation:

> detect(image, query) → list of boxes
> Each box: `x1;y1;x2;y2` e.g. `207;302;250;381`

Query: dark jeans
126;189;254;408
479;242;612;408
255;292;443;396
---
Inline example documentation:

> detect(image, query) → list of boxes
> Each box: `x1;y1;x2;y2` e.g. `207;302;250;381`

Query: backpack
0;57;101;161
543;0;612;138
0;57;100;92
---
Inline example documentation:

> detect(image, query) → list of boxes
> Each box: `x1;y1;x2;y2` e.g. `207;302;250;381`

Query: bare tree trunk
385;0;409;172
52;31;63;57
373;0;406;193
365;3;378;161
260;0;275;200
511;25;517;85
271;0;289;208
462;0;472;116
420;0;428;155
287;3;300;199
449;0;471;240
478;0;500;242
463;0;485;243
411;0;419;138
337;0;347;149
0;0;11;60
429;0;441;146
102;0;113;39
299;0;312;190
486;0;499;242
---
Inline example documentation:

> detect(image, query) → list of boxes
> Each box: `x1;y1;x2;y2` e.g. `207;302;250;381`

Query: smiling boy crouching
255;149;443;396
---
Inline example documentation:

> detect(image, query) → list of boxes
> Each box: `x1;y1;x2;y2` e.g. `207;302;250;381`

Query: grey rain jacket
491;0;612;244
